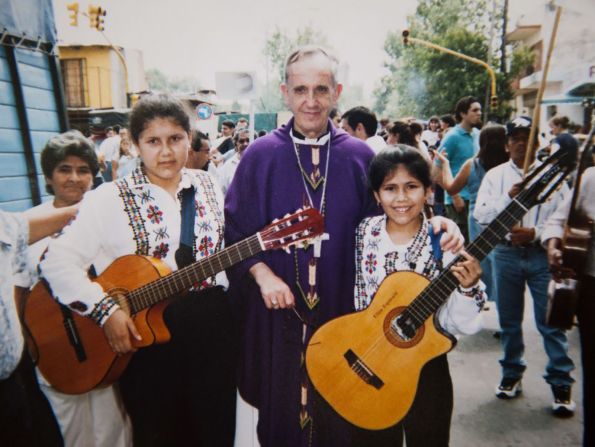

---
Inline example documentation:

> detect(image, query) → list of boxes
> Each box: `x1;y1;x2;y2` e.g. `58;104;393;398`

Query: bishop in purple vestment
226;118;376;445
225;46;376;446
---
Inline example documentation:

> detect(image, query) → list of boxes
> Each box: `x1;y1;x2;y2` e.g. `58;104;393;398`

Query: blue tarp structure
0;0;66;211
0;0;57;44
0;0;57;45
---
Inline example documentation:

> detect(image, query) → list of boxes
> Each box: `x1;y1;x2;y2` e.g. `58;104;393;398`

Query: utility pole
485;0;499;119
500;0;509;74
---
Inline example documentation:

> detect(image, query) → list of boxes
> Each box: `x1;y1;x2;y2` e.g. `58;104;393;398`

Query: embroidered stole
290;131;332;431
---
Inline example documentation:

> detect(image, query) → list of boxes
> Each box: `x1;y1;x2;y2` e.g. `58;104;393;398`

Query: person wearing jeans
474;115;576;416
493;244;575;387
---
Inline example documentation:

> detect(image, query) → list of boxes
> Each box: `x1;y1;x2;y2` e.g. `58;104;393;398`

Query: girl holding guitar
351;145;485;446
39;94;237;446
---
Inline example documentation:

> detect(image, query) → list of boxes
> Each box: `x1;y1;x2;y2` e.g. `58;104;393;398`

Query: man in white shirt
98;126;121;182
219;128;250;194
474;116;576;417
341;106;386;153
187;130;220;182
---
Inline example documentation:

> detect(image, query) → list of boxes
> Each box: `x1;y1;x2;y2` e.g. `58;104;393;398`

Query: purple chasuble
225;118;377;446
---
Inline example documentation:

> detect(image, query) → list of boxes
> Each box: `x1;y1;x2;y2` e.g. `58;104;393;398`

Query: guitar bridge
344;349;384;389
60;305;87;362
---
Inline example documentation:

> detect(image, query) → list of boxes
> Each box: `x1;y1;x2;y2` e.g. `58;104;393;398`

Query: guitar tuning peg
284;247;291;254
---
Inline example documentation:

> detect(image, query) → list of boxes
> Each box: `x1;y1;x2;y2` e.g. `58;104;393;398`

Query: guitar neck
406;198;529;326
127;235;263;314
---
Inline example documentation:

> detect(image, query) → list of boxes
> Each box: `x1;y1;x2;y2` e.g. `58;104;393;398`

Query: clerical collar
291;127;331;146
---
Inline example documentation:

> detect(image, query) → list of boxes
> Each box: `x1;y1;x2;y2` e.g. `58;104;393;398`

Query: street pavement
449;293;584;446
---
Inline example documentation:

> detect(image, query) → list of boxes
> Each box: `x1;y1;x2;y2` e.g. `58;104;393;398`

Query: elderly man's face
281;54;342;139
235;132;250;156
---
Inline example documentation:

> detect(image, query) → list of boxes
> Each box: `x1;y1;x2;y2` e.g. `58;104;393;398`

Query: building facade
507;1;595;134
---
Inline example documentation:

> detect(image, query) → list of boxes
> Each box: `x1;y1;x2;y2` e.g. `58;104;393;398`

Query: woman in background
435;124;508;307
15;130;131;447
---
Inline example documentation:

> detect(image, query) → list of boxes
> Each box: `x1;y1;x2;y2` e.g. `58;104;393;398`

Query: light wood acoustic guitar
306;147;576;430
23;208;323;395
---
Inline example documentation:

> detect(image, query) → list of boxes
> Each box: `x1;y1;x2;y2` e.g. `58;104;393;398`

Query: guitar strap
428;224;443;268
175;186;196;269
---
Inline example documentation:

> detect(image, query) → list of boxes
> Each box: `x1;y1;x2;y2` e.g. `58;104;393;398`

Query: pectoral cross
312;232;330;258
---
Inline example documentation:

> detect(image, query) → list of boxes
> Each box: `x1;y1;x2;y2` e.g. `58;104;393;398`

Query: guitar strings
122;221;314;313
125;235;261;312
352;191;534;366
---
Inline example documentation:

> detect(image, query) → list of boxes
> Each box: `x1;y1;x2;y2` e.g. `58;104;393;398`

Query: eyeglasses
238;138;250;144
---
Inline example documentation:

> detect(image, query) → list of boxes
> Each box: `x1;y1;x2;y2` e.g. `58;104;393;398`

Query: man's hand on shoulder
429;215;464;253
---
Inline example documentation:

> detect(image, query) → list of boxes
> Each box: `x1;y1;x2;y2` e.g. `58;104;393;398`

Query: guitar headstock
259;207;324;251
517;143;576;209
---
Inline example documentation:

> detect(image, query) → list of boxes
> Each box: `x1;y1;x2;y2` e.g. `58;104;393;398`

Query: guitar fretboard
126;235;262;314
404;198;529;328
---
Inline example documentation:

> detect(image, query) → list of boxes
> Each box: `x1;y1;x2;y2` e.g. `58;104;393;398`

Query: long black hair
477;124;508;172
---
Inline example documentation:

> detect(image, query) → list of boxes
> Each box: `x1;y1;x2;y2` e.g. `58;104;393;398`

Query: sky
51;0;585;103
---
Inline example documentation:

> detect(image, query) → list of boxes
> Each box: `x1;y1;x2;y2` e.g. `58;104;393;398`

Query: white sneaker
495;377;522;399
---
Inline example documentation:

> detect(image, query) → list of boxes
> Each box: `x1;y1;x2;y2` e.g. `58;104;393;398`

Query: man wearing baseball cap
474;116;576;417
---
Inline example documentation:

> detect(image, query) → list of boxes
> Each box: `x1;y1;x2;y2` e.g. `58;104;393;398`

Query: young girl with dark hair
352;144;485;446
40;94;237;446
386;121;418;148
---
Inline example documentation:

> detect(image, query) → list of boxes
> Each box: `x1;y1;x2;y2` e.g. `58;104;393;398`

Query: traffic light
490;96;499;110
402;30;410;46
88;5;107;31
66;2;79;27
88;5;98;28
96;7;106;31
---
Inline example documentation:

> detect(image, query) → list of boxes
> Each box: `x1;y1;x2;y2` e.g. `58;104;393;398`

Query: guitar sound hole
383;307;425;348
392;314;416;341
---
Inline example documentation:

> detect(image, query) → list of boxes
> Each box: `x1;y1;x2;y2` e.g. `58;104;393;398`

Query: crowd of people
1;44;593;447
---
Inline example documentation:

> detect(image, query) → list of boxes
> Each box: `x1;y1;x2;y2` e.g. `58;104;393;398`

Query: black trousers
578;275;595;447
0;352;63;447
119;287;238;447
350;354;453;447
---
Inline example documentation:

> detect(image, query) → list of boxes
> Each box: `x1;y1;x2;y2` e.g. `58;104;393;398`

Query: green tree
374;0;514;121
146;68;201;94
146;68;168;92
